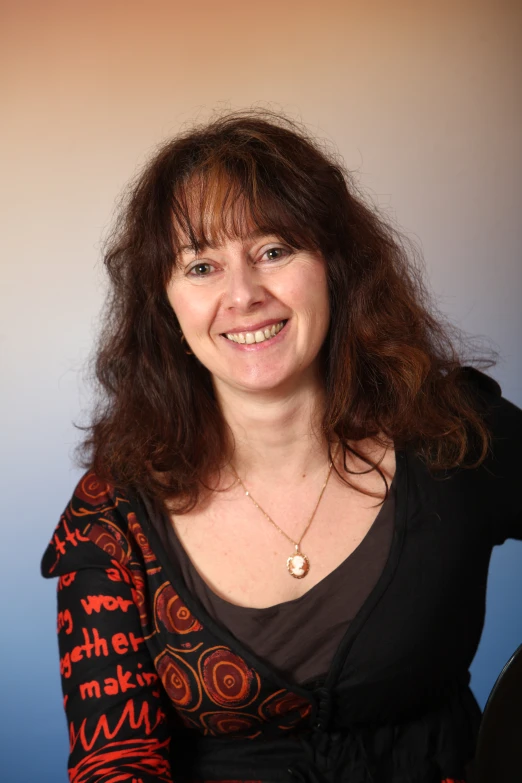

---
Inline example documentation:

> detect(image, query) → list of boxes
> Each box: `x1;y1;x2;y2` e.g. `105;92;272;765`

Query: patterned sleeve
42;478;174;783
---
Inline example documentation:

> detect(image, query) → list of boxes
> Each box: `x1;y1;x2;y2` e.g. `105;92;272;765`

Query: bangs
170;161;319;259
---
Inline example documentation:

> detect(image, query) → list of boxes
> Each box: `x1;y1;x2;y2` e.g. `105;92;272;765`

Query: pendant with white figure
287;545;310;579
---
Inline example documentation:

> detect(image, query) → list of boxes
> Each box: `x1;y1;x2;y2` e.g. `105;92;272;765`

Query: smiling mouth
222;320;287;345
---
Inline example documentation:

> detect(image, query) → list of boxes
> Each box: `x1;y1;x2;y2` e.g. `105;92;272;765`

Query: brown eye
189;262;213;276
264;247;290;262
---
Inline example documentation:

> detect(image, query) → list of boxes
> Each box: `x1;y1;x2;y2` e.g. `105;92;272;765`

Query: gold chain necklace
232;446;337;579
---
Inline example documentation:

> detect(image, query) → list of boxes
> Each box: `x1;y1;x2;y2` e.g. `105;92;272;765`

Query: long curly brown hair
79;110;498;512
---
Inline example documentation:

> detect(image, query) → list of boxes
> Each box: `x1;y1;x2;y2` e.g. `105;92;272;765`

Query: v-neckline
168;464;398;619
130;448;409;706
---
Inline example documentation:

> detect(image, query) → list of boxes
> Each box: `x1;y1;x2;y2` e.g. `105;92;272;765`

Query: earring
180;335;193;356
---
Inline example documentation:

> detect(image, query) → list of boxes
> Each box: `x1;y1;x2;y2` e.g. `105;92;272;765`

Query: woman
42;111;522;783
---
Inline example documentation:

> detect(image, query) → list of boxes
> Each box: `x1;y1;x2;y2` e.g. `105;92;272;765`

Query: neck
213;375;331;487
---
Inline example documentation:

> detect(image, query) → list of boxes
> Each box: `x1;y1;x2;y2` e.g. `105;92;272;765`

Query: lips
223;320;287;345
220;317;289;343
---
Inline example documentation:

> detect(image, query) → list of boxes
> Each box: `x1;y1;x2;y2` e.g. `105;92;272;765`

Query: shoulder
458;366;522;453
41;471;139;579
456;367;522;542
411;366;521;495
457;366;502;400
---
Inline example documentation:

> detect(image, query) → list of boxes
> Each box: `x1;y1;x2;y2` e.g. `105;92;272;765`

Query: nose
223;261;266;312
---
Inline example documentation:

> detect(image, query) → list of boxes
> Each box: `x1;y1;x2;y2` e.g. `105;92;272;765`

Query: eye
261;246;291;262
187;262;214;277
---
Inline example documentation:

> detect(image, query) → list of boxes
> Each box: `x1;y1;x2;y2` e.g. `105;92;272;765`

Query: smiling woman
41;110;522;783
167;234;330;395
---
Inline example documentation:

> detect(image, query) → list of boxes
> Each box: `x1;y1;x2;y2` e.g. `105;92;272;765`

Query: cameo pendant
286;545;310;579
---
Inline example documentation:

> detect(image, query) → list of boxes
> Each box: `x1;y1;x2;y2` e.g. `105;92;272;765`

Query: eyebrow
178;230;273;255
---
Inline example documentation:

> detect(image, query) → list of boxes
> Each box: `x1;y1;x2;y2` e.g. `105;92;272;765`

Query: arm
482;389;522;544
57;560;173;783
460;367;522;544
42;472;176;783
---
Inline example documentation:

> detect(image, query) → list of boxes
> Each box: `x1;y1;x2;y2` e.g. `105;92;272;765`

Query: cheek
167;285;211;335
166;281;182;319
291;265;330;325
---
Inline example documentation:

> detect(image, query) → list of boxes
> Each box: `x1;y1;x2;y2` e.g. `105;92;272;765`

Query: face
166;232;330;398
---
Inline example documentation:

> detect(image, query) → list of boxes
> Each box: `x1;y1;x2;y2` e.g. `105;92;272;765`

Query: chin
220;366;307;396
210;351;323;397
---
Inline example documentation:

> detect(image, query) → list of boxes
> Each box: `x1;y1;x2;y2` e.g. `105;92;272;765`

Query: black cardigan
41;368;522;783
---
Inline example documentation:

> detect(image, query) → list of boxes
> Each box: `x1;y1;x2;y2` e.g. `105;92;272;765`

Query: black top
41;367;522;782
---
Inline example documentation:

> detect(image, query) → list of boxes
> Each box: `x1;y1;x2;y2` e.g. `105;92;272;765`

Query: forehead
171;168;314;259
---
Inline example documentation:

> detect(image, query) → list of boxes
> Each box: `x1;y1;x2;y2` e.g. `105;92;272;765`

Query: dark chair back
473;643;522;783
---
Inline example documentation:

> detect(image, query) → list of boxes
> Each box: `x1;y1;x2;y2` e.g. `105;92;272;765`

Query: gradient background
2;1;521;781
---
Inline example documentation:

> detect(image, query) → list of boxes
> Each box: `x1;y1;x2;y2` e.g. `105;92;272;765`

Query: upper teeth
225;321;285;344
